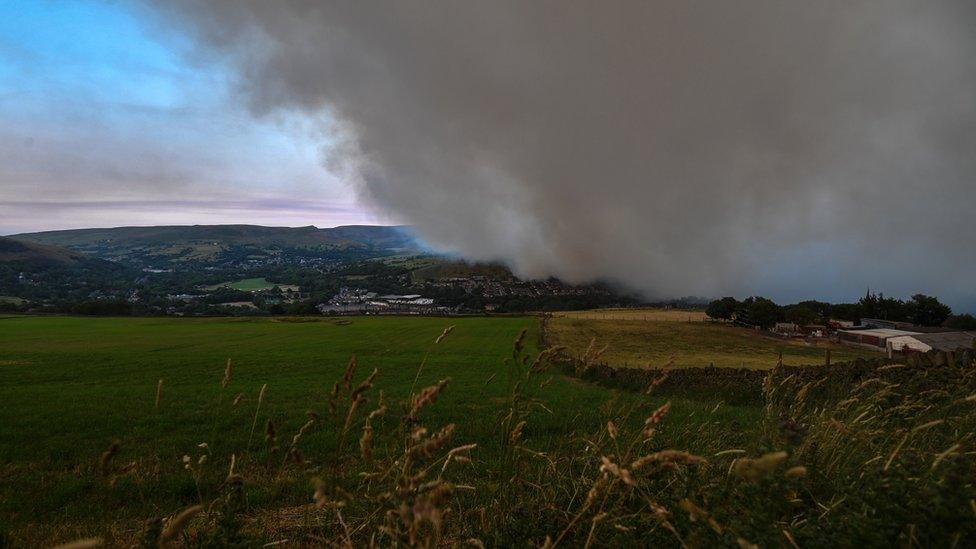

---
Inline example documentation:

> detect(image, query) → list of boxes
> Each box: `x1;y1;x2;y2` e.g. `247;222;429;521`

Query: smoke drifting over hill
153;1;976;306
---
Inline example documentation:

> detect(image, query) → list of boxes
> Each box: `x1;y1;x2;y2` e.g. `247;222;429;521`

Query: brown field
551;307;709;322
547;316;880;369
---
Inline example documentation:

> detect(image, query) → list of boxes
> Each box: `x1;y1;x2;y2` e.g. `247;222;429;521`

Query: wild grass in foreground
3;316;975;546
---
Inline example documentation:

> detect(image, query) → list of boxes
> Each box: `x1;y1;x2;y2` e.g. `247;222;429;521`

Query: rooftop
913;331;976;350
838;328;921;338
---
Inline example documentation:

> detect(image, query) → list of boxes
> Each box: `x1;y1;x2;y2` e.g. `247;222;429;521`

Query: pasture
0;315;970;547
0;315;549;475
547;316;880;369
551;307;709;322
1;315;732;545
206;277;296;292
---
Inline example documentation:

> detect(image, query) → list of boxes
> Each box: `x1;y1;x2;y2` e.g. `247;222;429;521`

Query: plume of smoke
151;1;976;306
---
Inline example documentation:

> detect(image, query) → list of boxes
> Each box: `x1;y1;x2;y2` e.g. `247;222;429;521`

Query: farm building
886;332;976;353
773;322;799;335
860;318;917;331
838;328;921;350
802;325;828;337
772;323;827;337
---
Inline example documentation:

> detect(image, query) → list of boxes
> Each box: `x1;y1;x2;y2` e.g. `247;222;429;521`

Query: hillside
408;258;515;283
8;224;420;264
0;236;132;308
0;236;89;265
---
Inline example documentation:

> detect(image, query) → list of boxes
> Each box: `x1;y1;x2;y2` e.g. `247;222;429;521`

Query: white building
886;332;976;353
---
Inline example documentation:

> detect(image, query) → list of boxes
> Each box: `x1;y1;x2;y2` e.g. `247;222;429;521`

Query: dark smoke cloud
151;1;976;308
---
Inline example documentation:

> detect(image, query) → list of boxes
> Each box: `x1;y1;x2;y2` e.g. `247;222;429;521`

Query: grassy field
0;314;970;547
1;315;750;545
548;316;880;369
206;277;296;292
0;315;540;466
551;307;709;322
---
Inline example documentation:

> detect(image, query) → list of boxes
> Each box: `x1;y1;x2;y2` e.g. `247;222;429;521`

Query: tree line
706;291;976;330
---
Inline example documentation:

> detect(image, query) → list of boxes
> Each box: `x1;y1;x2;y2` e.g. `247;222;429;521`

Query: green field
549;317;881;369
0;316;548;461
0;315;971;547
206;277;283;291
0;315;701;545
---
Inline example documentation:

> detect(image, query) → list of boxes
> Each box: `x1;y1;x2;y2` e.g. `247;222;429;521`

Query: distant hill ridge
5;224;421;266
9;224;416;250
0;235;91;265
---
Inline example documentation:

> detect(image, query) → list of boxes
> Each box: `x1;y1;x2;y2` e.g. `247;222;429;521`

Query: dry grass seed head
530;346;564;374
513;329;527;356
359;423;375;462
737;538;760;549
408;378;450;421
408;424;457;462
643;401;672;439
631;450;707;470
292;418;316;446
265;418;278;445
159;504;203;546
360;402;387;462
679;498;723;534
509;420;527;445
351;368;378;402
154;379;163;409
733;451;789;481
99;441;119;476
784;465;807;479
645;373;669;395
442;444;477;474
342;356;357;392
226;453;240;482
435;325;455;344
600;456;636;486
328;381;341;416
53;539;103;549
289;447;307;465
221;358;233;389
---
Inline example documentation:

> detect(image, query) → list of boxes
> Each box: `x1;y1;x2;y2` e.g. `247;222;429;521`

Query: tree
739;296;783;329
946;314;976;331
287;300;320;315
830;303;863;322
706;297;739;320
70;299;132;316
785;305;818;326
859;291;908;321
905;294;952;327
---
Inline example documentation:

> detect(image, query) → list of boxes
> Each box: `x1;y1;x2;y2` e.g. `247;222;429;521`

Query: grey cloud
151;1;976;307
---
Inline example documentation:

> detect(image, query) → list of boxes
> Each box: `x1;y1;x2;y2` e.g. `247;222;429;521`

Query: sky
0;0;383;235
2;1;975;310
